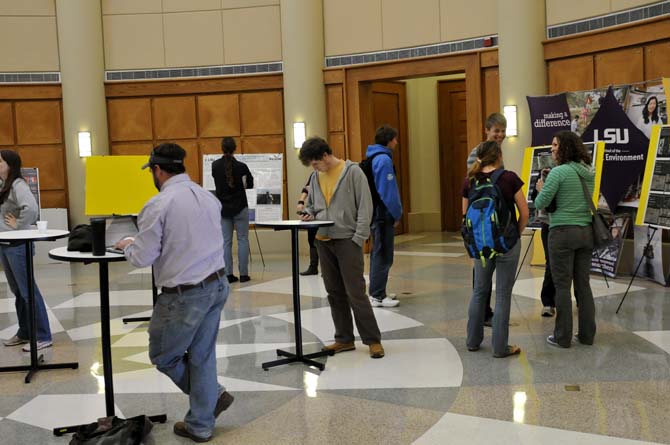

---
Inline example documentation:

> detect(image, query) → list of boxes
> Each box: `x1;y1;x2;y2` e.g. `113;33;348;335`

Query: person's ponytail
467;141;501;181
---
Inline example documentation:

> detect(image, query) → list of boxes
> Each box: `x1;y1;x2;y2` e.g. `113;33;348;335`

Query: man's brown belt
161;268;226;294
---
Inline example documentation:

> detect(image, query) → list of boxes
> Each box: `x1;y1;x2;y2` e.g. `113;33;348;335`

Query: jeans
317;239;381;345
222;207;249;276
0;243;51;342
369;206;395;299
467;241;520;356
148;276;229;439
540;223;556;308
549;225;596;347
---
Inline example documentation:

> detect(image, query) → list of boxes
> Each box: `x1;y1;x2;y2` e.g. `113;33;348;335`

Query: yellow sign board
85;156;157;215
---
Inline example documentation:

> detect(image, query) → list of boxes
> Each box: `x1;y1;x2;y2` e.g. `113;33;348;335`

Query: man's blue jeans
148;276;229;439
368;207;396;299
222;207;249;276
0;243;52;342
467;242;520;356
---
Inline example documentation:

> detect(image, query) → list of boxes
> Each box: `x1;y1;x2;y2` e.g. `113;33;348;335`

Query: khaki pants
316;238;381;345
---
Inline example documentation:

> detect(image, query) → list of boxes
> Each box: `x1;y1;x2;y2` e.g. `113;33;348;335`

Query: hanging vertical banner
625;85;668;139
527;93;571;146
566;86;629;136
581;87;649;211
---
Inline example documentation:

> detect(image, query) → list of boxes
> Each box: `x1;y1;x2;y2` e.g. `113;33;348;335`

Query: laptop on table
105;216;138;254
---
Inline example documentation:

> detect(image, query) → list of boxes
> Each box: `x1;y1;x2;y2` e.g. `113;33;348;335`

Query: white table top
254;220;334;228
0;229;69;242
49;246;127;263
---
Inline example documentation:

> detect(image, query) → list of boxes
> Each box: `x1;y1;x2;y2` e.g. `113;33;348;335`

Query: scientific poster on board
20;167;40;219
202;153;283;223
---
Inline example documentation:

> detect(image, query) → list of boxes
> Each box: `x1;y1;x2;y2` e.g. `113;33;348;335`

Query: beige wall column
497;0;547;174
56;0;109;226
280;0;328;201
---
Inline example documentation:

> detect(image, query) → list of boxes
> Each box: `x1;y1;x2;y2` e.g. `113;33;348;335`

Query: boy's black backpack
461;169;518;264
359;152;392;207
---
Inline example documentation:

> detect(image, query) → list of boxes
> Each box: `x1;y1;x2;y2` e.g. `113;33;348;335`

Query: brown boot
369;343;385;359
321;342;355;354
173;422;211;443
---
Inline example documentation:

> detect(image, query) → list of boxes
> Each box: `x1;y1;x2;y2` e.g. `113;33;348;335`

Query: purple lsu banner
581;87;649;210
527;93;571;146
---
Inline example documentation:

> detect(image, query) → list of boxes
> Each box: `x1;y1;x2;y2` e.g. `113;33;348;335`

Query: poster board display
202;153;283;223
20;167;40;219
85;156;158;215
520;141;605;230
636;125;670;229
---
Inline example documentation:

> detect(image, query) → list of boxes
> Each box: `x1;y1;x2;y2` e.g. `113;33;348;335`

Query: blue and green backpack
461;169;518;265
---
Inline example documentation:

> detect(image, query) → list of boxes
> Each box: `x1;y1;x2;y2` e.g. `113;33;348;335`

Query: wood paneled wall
545;17;670;93
105;74;288;217
0;85;67;208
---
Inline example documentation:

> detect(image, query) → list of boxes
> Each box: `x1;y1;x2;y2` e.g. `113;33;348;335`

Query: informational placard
636;125;670;229
591;213;631;278
20;167;40;218
203;153;283;223
521;141;604;230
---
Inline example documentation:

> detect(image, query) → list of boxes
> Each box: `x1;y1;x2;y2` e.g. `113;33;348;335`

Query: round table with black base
255;220;334;371
48;247;166;436
0;230;79;383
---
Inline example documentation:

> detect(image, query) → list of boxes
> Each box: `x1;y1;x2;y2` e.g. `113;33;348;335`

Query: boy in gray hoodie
299;137;385;359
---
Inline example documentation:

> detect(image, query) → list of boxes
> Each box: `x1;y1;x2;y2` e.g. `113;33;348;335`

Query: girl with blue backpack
462;141;529;357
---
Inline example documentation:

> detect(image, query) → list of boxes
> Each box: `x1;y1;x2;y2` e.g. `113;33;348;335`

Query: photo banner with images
636;125;670;229
20;168;40;220
202;153;283;223
581;87;650;211
520;141;604;230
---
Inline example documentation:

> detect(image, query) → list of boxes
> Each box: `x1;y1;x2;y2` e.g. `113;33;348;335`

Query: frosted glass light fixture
293;122;306;149
503;105;518;137
78;131;92;157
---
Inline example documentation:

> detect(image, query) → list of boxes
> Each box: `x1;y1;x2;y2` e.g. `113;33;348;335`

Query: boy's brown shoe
321;342;355;354
369;343;385;359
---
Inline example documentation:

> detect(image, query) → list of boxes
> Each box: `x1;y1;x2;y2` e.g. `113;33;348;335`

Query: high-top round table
254;220;334;371
48;247;166;436
0;229;78;383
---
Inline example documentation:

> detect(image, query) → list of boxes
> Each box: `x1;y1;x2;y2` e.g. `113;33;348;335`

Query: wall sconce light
503;105;518;137
78;131;92;157
293;122;306;149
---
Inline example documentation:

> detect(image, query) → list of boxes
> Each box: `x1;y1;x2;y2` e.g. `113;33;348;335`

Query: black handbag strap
569;164;597;216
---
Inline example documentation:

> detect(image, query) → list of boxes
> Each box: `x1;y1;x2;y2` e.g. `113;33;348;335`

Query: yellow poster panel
635;125;666;226
85;156;158;215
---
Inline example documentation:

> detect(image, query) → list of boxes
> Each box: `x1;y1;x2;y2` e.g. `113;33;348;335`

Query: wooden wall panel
110;141;154;155
197;94;240;137
0;102;14;145
482;67;500;119
644;42;670;80
40;190;67;209
548;56;594;93
17;145;65;190
108;98;153;141
156;139;200;183
15;101;62;145
242;135;284;154
239;91;284;135
326;85;345;132
153;96;197;140
594;47;644;88
329;133;345;160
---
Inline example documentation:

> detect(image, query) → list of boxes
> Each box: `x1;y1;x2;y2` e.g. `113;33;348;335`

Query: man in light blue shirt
116;143;232;442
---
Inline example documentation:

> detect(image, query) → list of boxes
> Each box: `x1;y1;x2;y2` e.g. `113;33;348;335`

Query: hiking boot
22;340;52;352
3;335;29;347
541;306;556;317
214;391;234;418
321;342;355;354
173;422;211;443
369;343;385;359
370;296;399;308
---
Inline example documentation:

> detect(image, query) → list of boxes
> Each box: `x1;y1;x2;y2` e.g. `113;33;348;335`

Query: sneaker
370;296;399;308
213;391;234;418
321;342;355;354
239;275;251;283
541;306;556;317
22;340;53;352
369;343;385;359
173;422;211;443
227;275;238;283
3;335;29;347
387;293;397;300
546;335;569;348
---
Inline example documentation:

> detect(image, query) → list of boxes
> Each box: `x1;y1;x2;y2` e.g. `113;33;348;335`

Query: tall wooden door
438;80;468;231
368;81;410;234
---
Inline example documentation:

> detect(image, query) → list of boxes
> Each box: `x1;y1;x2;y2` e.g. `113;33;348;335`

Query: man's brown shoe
321;342;355;354
369;343;385;358
214;391;234;418
173;422;211;443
